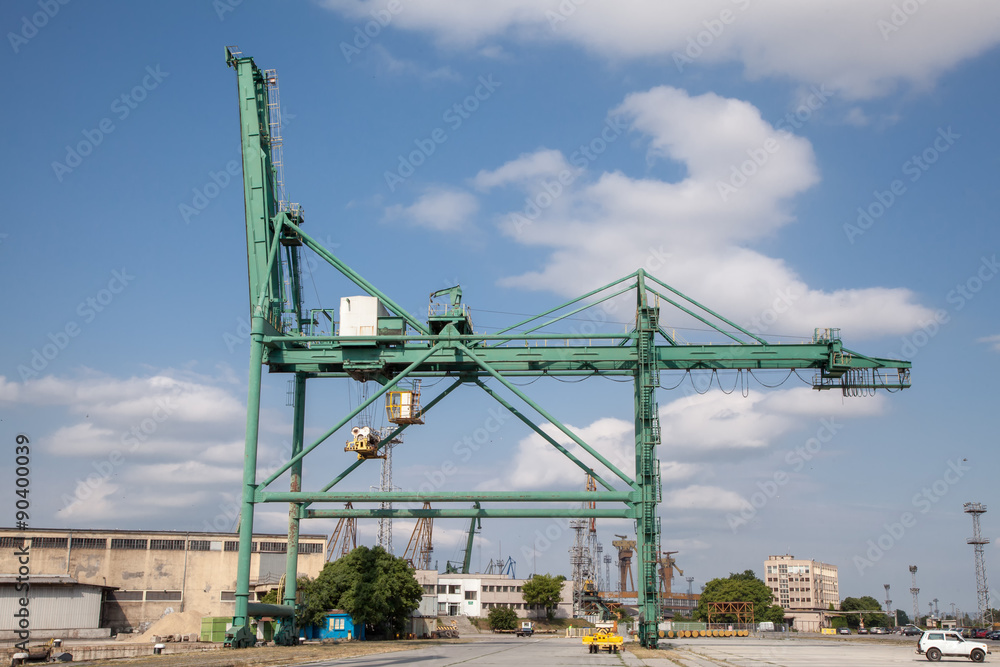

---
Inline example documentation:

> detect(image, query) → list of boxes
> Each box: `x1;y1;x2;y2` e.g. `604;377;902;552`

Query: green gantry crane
224;46;911;648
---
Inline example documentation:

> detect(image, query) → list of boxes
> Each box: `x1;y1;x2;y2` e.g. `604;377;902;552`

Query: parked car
903;625;924;636
917;630;990;662
869;627;885;635
838;627;851;635
972;628;990;639
985;630;1000;641
858;628;869;635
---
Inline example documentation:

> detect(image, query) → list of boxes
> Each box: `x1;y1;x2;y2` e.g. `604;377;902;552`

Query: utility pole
687;576;695;595
910;566;920;626
884;584;896;627
965;502;992;627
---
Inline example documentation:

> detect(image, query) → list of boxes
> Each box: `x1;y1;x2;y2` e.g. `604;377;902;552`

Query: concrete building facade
764;554;840;632
0;528;326;634
413;571;573;619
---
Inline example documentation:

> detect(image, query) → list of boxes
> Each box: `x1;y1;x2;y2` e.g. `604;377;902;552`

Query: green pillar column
634;270;661;648
283;373;307;606
233;316;266;635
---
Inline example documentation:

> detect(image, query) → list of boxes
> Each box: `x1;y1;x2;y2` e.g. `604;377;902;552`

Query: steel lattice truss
223;46;912;649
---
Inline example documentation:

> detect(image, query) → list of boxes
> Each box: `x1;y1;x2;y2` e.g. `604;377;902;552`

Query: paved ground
299;635;992;667
645;636;985;666
305;635;623;667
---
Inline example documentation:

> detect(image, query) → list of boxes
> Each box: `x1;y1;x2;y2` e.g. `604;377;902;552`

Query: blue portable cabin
302;610;365;641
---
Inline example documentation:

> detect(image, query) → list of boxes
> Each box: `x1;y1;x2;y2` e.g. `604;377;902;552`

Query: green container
201;616;231;642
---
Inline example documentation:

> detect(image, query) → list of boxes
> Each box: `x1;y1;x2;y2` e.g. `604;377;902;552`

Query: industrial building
413;570;573;619
0;528;326;637
764;554;840;632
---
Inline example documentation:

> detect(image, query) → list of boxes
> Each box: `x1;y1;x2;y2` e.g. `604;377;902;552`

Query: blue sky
2;0;1000;618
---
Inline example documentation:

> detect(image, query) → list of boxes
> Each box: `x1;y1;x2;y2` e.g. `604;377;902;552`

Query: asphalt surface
305;635;625;667
299;635;995;667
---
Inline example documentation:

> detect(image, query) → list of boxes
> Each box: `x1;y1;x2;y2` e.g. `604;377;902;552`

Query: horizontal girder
257;490;635;503
259;339;910;379
304;507;636;519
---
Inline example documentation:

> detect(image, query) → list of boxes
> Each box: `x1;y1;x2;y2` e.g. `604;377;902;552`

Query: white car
917;630;990;662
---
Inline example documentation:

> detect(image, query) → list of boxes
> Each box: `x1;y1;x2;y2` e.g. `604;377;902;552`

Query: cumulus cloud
384;187;478;231
977;334;1000;352
664;485;748;512
472;149;574;191
484;86;932;339
485;386;885;492
0;370;287;528
320;0;1000;100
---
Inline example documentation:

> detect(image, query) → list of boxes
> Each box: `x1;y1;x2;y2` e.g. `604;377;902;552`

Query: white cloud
487;86;933;339
370;44;461;82
384;187;478;231
663;485;749;512
472;149;573;191
977;334;1000;352
0;370;287;528
485;386;884;491
320;0;1000;99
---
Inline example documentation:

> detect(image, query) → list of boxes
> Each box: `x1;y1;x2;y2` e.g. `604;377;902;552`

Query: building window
145;590;183;601
465;591;477;600
0;537;25;549
221;591;236;601
111;539;148;550
32;537;68;549
438;602;447;614
150;539;185;550
437;585;447;594
108;590;143;601
449;585;460;594
299;542;324;554
259;541;287;553
224;541;257;552
188;540;211;551
71;537;107;549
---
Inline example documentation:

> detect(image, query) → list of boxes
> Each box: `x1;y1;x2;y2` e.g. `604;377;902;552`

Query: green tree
299;546;423;638
522;573;566;620
841;596;891;628
693;570;784;624
487;606;518;631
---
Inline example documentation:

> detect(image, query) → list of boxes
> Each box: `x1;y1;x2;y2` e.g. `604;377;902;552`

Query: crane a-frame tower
224;46;911;648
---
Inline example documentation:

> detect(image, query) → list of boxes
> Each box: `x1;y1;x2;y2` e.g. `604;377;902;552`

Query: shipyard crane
223;46;912;649
402;502;434;570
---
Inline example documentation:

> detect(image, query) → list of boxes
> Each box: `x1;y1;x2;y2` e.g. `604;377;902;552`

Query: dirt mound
129;610;207;643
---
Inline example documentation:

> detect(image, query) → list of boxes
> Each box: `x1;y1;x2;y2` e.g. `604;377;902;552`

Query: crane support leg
283;373;307;606
234;316;266;638
634;270;662;648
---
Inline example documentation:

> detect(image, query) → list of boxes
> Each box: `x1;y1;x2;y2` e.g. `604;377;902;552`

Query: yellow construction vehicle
582;623;624;654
